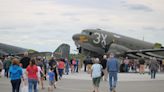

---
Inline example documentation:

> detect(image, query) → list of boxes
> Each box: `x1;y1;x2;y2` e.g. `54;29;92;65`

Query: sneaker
110;88;113;92
113;88;116;92
54;85;56;89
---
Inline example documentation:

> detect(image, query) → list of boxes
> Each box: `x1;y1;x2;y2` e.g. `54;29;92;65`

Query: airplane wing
0;43;28;56
125;48;164;59
126;48;164;53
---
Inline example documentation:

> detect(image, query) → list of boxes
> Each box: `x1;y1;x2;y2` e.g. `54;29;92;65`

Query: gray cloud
61;12;80;17
100;18;111;22
142;27;164;32
0;27;16;30
35;12;47;16
54;0;122;10
123;4;153;12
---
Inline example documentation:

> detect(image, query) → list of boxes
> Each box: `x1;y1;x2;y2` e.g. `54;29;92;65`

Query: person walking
87;57;93;74
75;59;79;73
26;59;38;92
100;55;108;81
4;56;12;78
48;68;55;92
124;57;129;72
0;59;3;78
9;58;23;92
20;52;31;85
83;57;88;72
65;58;70;75
149;57;159;79
49;57;58;82
107;53;119;92
36;58;45;89
91;58;102;92
58;59;65;80
139;57;145;74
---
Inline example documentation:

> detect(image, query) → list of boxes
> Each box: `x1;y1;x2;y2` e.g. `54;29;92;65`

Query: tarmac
0;71;164;92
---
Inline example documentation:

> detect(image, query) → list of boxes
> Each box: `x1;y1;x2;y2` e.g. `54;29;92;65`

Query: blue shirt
48;71;55;81
9;65;23;80
107;57;119;72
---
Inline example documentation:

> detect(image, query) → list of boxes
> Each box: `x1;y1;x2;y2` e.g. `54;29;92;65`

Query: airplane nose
72;34;89;42
72;34;80;41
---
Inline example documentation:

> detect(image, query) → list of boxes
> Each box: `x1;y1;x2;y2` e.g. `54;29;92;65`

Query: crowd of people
0;52;163;92
85;53;162;92
119;56;162;77
0;52;80;92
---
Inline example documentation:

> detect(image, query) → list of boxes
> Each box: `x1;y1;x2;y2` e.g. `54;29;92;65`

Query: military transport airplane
72;29;164;60
0;43;28;56
0;43;70;59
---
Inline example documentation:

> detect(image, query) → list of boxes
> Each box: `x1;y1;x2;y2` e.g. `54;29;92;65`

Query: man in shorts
91;58;102;92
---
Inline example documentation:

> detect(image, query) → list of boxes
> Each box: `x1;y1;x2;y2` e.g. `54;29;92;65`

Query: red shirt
26;65;38;80
58;61;65;69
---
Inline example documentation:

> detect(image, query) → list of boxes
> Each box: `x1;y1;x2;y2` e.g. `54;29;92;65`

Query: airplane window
82;31;92;35
89;32;92;35
82;31;88;35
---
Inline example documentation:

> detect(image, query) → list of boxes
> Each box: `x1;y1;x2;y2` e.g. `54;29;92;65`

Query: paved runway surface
0;72;164;92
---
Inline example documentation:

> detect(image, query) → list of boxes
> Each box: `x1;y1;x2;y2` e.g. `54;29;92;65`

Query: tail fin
53;43;70;59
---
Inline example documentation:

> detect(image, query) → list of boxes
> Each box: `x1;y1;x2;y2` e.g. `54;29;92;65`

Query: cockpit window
82;31;88;35
82;30;93;36
89;32;92;35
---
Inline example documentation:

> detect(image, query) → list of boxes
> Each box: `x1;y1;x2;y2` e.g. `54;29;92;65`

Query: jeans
65;66;69;75
151;70;157;79
28;79;38;92
11;79;21;92
84;64;87;72
5;68;9;78
58;69;63;79
109;72;118;91
125;64;129;72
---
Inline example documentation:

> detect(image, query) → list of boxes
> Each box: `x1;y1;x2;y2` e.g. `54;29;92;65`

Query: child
48;68;55;92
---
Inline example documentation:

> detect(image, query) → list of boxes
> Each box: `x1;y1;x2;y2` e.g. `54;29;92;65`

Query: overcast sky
0;0;164;53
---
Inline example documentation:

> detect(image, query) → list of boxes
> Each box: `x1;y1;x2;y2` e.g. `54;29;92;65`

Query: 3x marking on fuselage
93;32;108;48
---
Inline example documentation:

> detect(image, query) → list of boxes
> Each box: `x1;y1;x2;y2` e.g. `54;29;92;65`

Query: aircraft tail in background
53;43;70;59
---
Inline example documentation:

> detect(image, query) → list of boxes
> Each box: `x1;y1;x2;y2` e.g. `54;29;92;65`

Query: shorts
92;77;101;87
49;80;55;86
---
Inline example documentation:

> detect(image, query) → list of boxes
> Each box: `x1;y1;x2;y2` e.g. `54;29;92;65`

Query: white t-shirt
37;66;42;78
91;64;102;78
